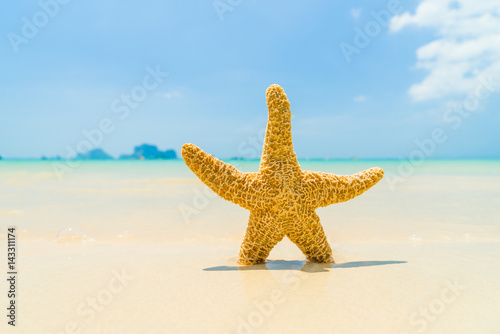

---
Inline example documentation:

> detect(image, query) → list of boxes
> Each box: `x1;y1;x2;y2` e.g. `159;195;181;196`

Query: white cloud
350;7;362;19
163;91;181;99
390;0;500;101
353;95;367;102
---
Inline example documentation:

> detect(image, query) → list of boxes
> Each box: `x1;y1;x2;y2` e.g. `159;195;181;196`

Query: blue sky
1;0;499;159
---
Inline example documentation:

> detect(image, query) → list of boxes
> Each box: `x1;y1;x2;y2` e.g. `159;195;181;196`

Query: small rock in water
56;227;95;244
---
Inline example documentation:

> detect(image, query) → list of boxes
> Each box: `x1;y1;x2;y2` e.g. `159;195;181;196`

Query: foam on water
55;227;95;245
117;230;134;241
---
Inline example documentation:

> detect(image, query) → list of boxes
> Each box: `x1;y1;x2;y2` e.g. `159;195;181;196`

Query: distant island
41;155;61;160
63;144;178;160
77;148;113;160
119;144;177;160
0;145;178;161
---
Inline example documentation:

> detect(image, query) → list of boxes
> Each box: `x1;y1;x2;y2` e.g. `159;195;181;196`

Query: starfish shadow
203;260;407;273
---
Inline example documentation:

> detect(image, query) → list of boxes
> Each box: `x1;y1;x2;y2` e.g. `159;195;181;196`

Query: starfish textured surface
182;85;384;265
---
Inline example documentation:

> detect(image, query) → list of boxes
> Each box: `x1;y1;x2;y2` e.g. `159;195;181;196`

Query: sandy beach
1;160;499;333
3;0;500;332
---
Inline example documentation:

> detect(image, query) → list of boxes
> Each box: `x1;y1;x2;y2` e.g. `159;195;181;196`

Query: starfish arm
238;210;285;265
181;143;260;210
260;85;300;172
286;211;333;263
302;167;384;208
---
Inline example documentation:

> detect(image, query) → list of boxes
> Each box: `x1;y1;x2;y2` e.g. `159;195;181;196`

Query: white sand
0;161;499;333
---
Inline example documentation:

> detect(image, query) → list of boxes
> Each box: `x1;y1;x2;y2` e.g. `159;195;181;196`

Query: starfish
182;84;384;265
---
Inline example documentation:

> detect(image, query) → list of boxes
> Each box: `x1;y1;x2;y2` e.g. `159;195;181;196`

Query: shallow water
1;159;500;244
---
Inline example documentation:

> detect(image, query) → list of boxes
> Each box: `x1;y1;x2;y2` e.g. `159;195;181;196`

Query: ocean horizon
2;158;500;178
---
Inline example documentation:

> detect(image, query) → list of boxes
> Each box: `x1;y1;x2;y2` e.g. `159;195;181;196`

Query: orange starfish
182;85;384;265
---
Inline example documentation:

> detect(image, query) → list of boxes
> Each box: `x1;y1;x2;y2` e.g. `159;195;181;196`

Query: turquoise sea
1;158;500;177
